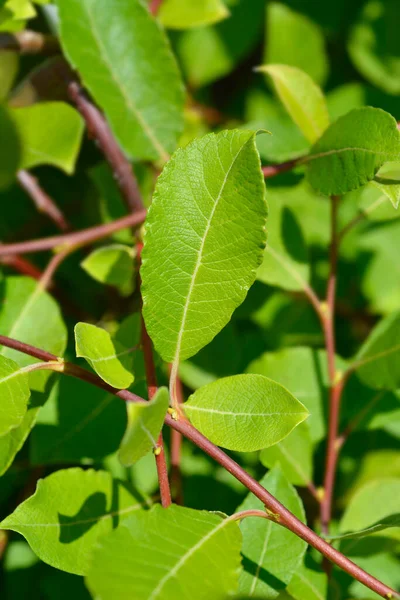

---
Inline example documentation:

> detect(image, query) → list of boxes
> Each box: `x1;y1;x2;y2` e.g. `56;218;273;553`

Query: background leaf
1;468;149;575
0;104;20;188
81;244;135;297
0;355;30;437
56;0;185;162
141;130;268;365
86;504;242;600
159;0;229;29
183;374;309;452
237;467;307;598
118;387;169;466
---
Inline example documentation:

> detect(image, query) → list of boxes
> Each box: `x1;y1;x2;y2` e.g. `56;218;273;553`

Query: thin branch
0;209;146;257
169;364;184;504
262;158;302;179
68;82;144;214
0;253;42;279
0;335;398;600
338;196;386;243
17;170;70;232
0;31;59;55
228;509;274;522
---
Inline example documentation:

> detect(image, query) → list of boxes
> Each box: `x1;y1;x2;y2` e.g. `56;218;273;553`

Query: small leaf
75;321;136;389
371;161;400;209
257;64;329;144
81;244;135;296
159;0;229;29
260;422;313;487
86;504;242;600
56;0;185;162
354;311;400;390
0;356;30;437
0;276;67;392
330;513;400;542
183;374;309;452
257;197;310;292
0;468;149;575
264;3;328;85
10;102;84;174
141;130;268;367
237;467;307;598
305;107;400;196
119;387;169;466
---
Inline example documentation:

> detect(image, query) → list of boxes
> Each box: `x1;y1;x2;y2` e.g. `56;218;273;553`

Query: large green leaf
0;355;30;437
11;102;84;174
141;130;268;368
305;107;400;195
183;374;309;452
81;244;135;297
119;387;169;466
159;0;229;29
0;277;67;392
287;559;327;600
339;479;400;542
237;467;307;598
264;3;328;85
0;468;149;575
354;311;400;390
30;377;127;464
258;64;329;144
56;0;184;162
75;318;139;389
257;196;310;292
260;422;313;487
0;104;20;189
86;504;242;599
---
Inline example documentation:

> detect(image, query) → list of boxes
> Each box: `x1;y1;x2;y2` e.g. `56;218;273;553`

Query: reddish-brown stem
38;247;73;291
262;158;301;179
0;335;398;600
169;365;184;504
149;0;163;15
68;82;144;214
0;209;146;257
0;31;59;54
1;253;42;280
141;318;172;508
17;170;70;232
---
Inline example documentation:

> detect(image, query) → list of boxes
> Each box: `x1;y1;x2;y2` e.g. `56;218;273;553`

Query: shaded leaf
81;244;135;297
0;104;20;189
330;513;400;542
119;387;169;466
306;107;400;195
287;558;327;600
0;277;67;392
11;102;84;174
159;0;229;29
260;422;313;487
1;468;149;575
258;64;329;144
237;467;307;598
141;130;268;367
183;374;309;452
0;51;19;100
0;355;30;437
86;504;242;600
56;0;185;162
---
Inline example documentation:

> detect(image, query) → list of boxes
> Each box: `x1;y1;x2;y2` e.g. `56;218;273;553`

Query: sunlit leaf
159;0;229;29
81;244;135;297
0;355;30;437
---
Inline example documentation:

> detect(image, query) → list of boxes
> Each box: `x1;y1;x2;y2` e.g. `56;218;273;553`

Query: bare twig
0;31;59;55
17;170;70;232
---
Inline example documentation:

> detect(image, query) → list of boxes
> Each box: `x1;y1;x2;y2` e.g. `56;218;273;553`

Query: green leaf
183;374;309;452
10;102;84;174
330;513;400;542
237;467;307;598
354;311;400;390
75;321;136;389
0;355;30;437
176;0;265;88
0;277;67;392
0;468;149;575
118;387;169;466
257;64;329;144
348;0;400;95
287;559;327;600
86;504;242;600
0;51;19;100
257;197;310;292
56;0;185;162
0;405;39;475
141;130;268;367
371;161;400;209
81;244;135;296
260;422;313;487
159;0;229;29
305;107;400;196
339;479;400;542
30;376;127;464
264;3;328;85
0;104;20;189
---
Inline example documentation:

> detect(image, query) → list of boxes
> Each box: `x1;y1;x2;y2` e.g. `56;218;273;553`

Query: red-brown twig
17;170;70;232
169;365;184;504
0;334;398;600
0;31;59;55
149;0;163;15
262;158;301;179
